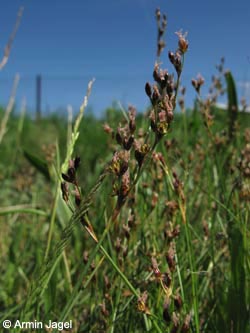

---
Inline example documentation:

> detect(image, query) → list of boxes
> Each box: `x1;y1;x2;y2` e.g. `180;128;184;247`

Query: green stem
84;214;162;332
99;244;138;296
62;251;73;293
99;244;162;332
0;205;47;216
110;279;122;333
184;221;200;333
44;181;60;260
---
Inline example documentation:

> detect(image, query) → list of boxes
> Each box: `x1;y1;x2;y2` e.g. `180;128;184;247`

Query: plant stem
44;181;60;260
184;221;200;333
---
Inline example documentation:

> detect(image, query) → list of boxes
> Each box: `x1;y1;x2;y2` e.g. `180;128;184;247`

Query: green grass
0;101;249;332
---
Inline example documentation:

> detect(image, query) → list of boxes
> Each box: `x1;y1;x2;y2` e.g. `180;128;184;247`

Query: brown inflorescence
61;156;82;209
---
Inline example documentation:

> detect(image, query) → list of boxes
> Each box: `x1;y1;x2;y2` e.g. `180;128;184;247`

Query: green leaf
225;71;238;140
23;149;50;180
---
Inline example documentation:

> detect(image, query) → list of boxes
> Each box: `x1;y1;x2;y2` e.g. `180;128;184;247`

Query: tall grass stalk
0;74;19;144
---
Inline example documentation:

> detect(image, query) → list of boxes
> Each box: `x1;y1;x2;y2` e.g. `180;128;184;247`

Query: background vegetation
0;8;250;333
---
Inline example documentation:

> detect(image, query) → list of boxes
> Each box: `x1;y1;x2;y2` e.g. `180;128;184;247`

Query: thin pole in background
36;74;42;121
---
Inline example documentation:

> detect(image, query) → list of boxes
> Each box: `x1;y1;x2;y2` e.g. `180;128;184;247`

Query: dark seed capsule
145;82;152;98
124;136;134;150
163;303;171;324
174;294;182;310
116;132;123;146
74;156;81;170
168;51;175;64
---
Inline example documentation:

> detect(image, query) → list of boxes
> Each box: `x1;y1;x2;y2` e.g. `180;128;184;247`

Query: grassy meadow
1;9;250;333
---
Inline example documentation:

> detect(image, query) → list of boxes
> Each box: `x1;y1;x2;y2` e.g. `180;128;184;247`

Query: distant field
0;95;250;332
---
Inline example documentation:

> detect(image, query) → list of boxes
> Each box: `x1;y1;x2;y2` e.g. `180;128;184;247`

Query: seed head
181;313;191;333
163;299;171;324
174;294;183;310
155;8;161;22
192;74;205;94
103;123;113;134
157;40;166;58
61;182;69;203
151;257;162;279
137;291;150;314
128;105;136;133
145;82;152;98
175;30;189;54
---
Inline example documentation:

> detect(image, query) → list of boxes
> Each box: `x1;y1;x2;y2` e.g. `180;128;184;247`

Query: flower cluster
107;107;138;218
61;156;81;207
155;8;167;58
237;143;250;200
150;256;191;332
191;74;205;95
145;12;188;143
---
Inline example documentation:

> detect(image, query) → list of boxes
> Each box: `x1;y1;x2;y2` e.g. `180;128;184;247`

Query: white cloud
237;81;250;97
215;102;250;113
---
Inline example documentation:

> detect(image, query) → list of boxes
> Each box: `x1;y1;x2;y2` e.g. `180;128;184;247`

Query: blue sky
0;0;250;116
